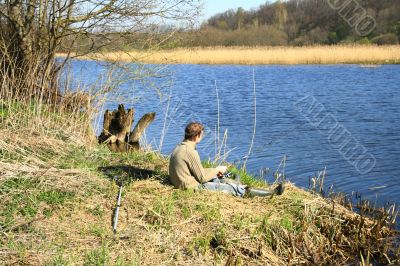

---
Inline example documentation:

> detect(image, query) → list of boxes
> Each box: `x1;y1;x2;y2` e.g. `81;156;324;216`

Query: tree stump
98;104;156;152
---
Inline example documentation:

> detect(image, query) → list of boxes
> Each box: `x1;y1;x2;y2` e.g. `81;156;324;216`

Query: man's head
185;122;204;143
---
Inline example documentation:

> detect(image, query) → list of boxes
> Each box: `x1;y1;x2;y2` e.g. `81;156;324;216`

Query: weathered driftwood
98;104;155;151
129;112;156;143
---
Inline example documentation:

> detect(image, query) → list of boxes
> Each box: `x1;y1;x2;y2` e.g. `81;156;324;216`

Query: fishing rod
112;176;123;235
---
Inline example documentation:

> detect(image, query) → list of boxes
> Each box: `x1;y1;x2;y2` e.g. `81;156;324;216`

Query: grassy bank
70;45;400;65
1;100;399;265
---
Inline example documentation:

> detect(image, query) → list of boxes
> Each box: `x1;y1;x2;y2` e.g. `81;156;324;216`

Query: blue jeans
199;178;246;197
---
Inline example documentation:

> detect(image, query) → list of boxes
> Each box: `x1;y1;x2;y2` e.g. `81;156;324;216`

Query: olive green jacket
169;140;218;189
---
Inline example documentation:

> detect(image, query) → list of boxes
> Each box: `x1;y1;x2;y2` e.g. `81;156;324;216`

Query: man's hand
216;165;227;174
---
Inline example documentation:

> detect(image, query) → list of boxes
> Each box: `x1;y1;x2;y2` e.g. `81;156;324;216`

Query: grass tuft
84;244;110;266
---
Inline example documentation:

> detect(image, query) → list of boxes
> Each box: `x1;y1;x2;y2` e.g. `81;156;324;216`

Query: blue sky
201;0;269;21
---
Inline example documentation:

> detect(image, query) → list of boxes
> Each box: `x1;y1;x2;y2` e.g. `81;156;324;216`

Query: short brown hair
184;122;204;140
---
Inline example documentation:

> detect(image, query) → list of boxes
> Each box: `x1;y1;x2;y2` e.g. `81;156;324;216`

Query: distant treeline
59;0;400;52
189;0;400;46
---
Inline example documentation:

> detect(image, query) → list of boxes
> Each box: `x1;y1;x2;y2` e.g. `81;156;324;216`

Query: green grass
0;100;25;120
210;224;229;252
84;244;110;266
57;145;111;170
87;204;105;217
0;100;47;126
228;166;268;188
202;160;269;188
188;225;230;256
189;234;211;256
46;254;71;266
0;103;7;119
150;196;176;228
91;225;108;239
0;176;75;230
37;190;75;205
147;189;224;229
232;214;250;230
55;145;169;186
280;216;293;231
194;202;222;222
173;190;195;219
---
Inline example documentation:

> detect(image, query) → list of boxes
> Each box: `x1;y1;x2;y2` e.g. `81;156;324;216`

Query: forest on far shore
57;0;400;52
185;0;400;47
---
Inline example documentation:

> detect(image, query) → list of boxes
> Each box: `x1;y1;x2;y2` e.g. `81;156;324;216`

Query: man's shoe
245;187;273;197
245;183;285;197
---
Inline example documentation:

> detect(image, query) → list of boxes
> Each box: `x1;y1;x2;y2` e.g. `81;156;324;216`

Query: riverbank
1;100;399;265
66;45;400;65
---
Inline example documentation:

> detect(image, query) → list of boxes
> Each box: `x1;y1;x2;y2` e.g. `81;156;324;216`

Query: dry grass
1;122;399;265
1;93;399;264
2;164;398;265
69;45;400;65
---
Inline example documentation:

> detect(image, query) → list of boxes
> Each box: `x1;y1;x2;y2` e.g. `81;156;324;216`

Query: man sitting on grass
169;122;284;197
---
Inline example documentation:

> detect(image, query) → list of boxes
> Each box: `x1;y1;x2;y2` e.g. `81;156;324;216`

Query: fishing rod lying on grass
112;176;123;235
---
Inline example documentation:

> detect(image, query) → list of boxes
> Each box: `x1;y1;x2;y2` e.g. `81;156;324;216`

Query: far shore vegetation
56;0;400;59
66;45;400;65
55;0;400;65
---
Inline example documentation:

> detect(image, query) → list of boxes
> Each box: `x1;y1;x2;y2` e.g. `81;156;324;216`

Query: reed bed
75;45;400;65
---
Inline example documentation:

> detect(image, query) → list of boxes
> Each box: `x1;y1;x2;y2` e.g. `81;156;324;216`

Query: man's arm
187;151;215;183
188;150;228;183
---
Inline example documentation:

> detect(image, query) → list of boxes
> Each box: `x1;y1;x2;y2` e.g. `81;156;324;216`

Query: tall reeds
72;45;400;65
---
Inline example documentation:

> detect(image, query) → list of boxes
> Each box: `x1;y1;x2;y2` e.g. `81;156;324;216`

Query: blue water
67;60;400;206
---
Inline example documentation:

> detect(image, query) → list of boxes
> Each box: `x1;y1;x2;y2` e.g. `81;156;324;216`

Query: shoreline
59;45;400;65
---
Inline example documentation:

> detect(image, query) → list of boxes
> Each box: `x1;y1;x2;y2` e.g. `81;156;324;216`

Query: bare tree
0;0;200;100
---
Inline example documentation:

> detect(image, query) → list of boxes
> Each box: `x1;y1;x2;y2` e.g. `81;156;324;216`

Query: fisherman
169;122;284;197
